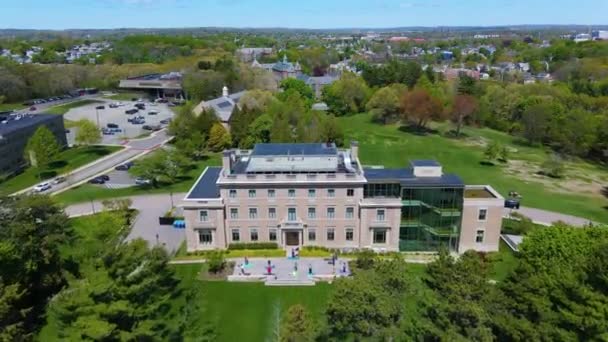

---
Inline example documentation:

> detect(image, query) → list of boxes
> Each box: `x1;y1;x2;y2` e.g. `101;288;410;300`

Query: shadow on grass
84;146;114;157
39;170;58;179
443;130;470;139
48;160;68;169
398;124;439;136
479;161;496;166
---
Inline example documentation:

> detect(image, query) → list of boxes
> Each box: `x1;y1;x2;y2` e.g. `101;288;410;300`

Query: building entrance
285;231;300;246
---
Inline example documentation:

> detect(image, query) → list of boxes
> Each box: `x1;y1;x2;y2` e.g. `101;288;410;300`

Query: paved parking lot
64;99;174;145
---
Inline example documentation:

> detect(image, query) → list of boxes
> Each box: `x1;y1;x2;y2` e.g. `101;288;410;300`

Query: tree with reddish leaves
450;94;478;136
400;88;444;129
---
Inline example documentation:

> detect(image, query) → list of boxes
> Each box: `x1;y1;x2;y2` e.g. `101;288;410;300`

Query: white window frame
249;208;258;219
346;228;354;241
268;207;276;219
248;189;256;198
345;207;354;219
229;189;237;198
288;208;297;221
347;188;354;197
373;229;387;244
199;210;209;222
308;228;316;242
269;228;277;241
250;228;259;242
231;228;240;242
476;229;485;243
268;189;275;198
478;208;488;221
230;208;238;219
308;189;316;198
308;207;316;219
327;207;335;219
198;229;213;244
376;209;386;221
288;189;296;198
327;189;335;197
327;228;335;241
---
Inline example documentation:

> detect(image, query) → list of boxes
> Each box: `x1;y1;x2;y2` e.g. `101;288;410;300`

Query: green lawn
0;145;123;196
171;262;430;342
45;99;104;115
54;154;221;205
0;102;25;111
340;113;608;223
489;240;519;282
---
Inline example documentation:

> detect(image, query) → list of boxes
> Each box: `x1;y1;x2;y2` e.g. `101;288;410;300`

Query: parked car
99;175;110;181
155;98;169;103
33;182;51;192
504;198;520;209
135;103;146;110
125;109;138;115
160;118;172;125
107;123;119;129
95;105;105;110
29;106;37;111
101;128;114;135
115;161;134;171
88;177;106;184
135;177;152;185
148;110;159;115
52;176;66;184
109;103;118;108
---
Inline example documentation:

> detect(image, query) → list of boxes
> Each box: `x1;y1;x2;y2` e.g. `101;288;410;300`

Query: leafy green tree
325;258;408;339
238;90;276;113
24;125;61;170
365;86;401;124
279;78;314;102
521;102;552;145
270;112;292;143
242;113;273;148
130;149;191;185
457;73;478;95
483;141;501;163
0;195;72;339
320;114;344;146
281;305;316;342
322;73;370;116
207;122;232;152
74;119;101;146
540;154;565;178
49;239;182;340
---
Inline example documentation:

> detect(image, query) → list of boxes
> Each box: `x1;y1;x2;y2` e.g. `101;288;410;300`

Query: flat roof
251;143;337;156
0;113;61;136
363;167;463;187
464;188;497;198
186;167;221;199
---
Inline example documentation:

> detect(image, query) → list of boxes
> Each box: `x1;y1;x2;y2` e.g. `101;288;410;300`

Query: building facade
0;113;67;175
181;143;503;254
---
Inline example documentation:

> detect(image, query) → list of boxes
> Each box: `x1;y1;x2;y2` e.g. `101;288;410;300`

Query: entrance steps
265;278;315;286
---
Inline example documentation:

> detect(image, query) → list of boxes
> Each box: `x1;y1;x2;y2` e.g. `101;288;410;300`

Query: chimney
350;141;359;160
222;151;232;174
222;86;229;97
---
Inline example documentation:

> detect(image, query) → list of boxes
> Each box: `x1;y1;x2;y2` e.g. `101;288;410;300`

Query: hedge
228;242;279;250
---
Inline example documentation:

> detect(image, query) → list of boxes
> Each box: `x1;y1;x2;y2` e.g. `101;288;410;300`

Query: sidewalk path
503;206;598;226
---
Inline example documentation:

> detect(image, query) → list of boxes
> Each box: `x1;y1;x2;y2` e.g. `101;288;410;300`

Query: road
503;206;597;227
66;192;186;252
15;129;172;196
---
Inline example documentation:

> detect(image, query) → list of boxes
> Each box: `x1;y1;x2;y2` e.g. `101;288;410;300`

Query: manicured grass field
45;99;104;115
54;154;221;205
0;102;25;111
172;262;430;342
339;113;608;223
0;145;122;195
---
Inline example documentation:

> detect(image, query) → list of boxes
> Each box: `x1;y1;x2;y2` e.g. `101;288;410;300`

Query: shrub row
228;242;278;250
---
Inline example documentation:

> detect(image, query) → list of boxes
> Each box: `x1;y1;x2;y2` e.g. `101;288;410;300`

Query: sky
1;0;606;30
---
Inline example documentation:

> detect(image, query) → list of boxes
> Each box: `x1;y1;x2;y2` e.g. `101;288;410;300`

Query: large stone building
181;143;503;253
252;55;302;81
0;113;67;175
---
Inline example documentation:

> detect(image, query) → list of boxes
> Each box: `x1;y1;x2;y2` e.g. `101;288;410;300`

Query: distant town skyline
2;0;607;30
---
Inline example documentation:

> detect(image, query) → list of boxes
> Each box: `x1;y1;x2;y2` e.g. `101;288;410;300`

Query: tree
207;122;232;152
279;78;314;102
74;119;101;146
320;115;344;146
521;102;552;145
24;125;61;170
270;112;292;143
450;94;478;136
238;90;276;113
457;73;478;95
242;113;273;148
48;239;182;340
130;149;191;185
325;258;408;339
540;154;565;178
281;305;316;342
0;195;72;339
365;86;401;124
483;141;501;163
322;73;370;116
400;88;444;129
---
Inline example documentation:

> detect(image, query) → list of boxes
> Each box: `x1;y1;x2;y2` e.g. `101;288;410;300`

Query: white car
135;177;152;185
33;182;51;192
148;110;159;115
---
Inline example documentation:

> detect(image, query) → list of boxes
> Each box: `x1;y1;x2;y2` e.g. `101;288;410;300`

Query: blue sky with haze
2;0;606;29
